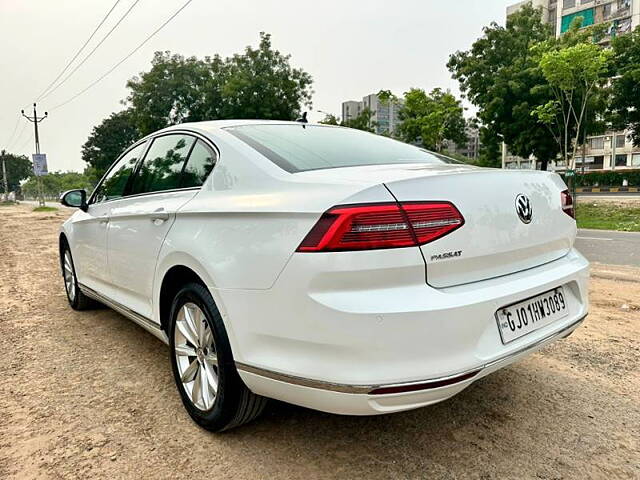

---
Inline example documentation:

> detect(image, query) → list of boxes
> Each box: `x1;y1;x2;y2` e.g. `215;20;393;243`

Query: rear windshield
225;124;460;173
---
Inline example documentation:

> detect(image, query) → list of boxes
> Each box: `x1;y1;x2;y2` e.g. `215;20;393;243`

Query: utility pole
21;103;48;207
1;149;8;202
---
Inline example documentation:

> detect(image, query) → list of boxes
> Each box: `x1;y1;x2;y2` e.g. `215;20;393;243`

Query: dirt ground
576;195;640;208
1;203;638;480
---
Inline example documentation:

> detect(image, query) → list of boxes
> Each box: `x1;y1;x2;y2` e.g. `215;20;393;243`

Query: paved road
576;228;640;267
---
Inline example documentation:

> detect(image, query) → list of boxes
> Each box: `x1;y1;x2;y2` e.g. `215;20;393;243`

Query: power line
51;0;195;111
7;122;29;152
4;114;21;147
39;0;141;102
36;0;122;101
13;126;33;153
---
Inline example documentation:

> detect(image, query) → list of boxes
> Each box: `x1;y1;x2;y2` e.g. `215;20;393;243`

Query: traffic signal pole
21;103;48;206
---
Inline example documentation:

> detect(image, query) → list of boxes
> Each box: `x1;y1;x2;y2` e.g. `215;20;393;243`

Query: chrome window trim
88;128;220;206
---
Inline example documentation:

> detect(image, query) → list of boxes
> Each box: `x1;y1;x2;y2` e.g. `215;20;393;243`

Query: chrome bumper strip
78;283;169;344
236;314;587;395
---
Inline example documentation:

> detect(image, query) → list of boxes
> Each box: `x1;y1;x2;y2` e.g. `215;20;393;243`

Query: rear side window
93;142;146;203
181;140;216;188
225;124;459;173
131;134;195;194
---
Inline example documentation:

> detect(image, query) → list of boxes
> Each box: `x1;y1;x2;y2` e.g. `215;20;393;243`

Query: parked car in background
59;121;589;431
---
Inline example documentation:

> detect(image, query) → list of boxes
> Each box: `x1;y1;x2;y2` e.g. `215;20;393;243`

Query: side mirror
60;189;88;211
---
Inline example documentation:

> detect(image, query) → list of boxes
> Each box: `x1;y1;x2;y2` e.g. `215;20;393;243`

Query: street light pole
21;103;48;207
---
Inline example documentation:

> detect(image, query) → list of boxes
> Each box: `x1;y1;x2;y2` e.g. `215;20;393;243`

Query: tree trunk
540;159;549;171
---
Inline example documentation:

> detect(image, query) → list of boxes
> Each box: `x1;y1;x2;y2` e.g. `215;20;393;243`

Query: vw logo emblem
515;194;532;224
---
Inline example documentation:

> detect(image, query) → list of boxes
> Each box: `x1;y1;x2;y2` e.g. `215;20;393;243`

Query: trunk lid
381;166;575;288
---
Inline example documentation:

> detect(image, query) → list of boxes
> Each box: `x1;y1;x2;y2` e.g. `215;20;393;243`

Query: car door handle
99;214;109;225
150;212;170;222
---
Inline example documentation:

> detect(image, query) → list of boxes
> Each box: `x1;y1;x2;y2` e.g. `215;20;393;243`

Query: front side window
225;124;460;173
181;140;217;188
131;134;195;194
93;142;146;203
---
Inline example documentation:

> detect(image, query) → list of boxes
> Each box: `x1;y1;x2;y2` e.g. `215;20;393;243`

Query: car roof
162;119;326;132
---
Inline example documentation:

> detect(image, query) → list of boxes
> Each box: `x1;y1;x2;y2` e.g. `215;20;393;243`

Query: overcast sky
0;0;513;172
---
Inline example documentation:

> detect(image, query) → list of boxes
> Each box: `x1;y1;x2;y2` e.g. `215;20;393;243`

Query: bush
559;169;640;187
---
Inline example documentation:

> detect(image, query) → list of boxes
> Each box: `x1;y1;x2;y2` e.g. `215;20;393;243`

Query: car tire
61;243;99;311
169;282;267;431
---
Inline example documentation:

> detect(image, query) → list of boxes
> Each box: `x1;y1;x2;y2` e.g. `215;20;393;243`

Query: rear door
107;133;217;318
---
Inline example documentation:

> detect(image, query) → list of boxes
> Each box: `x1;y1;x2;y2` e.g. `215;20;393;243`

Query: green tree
318;108;376;132
126;52;213;136
532;41;612;169
22;171;93;199
125;33;313;135
343;108;376;132
81;109;140;181
216;32;313;120
318;113;340;125
448;3;559;169
397;88;466;151
0;151;32;193
610;27;640;146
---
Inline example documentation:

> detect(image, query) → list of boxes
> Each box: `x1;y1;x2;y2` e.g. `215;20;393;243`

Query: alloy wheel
63;250;76;302
173;302;219;411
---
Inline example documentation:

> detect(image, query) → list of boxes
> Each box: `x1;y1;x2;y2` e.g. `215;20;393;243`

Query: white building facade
341;93;403;135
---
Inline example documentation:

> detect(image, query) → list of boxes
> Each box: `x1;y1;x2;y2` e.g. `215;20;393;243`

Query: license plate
495;287;569;344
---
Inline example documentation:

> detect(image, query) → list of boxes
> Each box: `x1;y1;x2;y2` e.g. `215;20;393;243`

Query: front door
68;201;110;291
72;142;146;291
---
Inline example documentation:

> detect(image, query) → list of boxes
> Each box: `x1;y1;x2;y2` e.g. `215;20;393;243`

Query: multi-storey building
341;101;363;125
445;121;482;161
504;0;640;171
341;93;403;135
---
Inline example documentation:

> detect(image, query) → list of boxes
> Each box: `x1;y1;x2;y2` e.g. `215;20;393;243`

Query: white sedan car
59;120;589;431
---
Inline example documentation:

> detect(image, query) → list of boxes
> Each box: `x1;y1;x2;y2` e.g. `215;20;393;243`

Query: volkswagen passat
59;120;589;431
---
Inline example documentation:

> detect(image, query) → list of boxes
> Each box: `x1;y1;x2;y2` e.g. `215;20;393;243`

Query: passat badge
515;194;532;224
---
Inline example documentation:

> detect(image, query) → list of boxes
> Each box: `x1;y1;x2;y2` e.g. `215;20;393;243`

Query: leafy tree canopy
125;32;313;136
318;113;340;125
397;88;466;152
343;108;376;132
81;109;140;182
532;39;612;169
126;52;213;135
21;171;93;198
610;26;640;146
318;108;376;132
0;151;32;193
82;33;313;178
448;3;559;169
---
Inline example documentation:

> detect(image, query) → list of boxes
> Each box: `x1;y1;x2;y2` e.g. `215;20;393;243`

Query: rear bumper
235;314;585;415
218;248;589;415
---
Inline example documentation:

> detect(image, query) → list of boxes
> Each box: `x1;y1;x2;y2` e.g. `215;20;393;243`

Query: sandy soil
0;203;638;479
577;196;640;208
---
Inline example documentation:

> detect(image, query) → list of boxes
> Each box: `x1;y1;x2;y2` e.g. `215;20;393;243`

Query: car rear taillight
297;202;464;252
561;190;574;218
